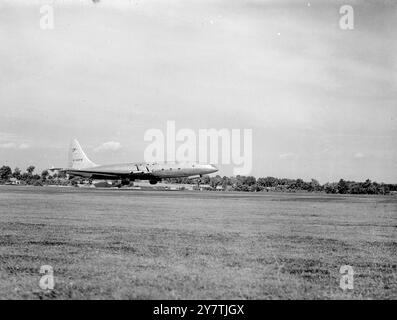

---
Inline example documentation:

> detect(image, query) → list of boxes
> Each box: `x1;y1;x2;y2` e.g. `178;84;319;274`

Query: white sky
0;0;396;182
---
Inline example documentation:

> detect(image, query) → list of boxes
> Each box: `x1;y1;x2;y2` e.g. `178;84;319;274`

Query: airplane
50;139;218;186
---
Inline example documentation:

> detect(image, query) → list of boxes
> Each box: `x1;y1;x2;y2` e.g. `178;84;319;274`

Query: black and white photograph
0;0;396;306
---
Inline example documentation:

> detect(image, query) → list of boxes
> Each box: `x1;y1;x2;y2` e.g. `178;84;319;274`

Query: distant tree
324;182;337;194
41;170;49;180
245;176;257;186
257;177;278;188
21;172;30;182
26;165;35;175
0;165;12;181
222;177;228;190
295;178;304;189
233;181;250;192
349;182;362;194
12;167;21;179
379;184;390;195
337;179;349;194
359;179;374;194
201;175;210;184
387;184;397;192
209;175;222;188
308;178;322;192
234;175;256;187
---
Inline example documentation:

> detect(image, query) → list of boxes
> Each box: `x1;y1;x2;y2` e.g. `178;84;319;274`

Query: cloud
1;1;396;182
279;152;299;160
354;152;365;159
0;142;30;149
94;141;122;152
0;142;16;149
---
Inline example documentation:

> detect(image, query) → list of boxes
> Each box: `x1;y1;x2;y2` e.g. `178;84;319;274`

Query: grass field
0;185;395;299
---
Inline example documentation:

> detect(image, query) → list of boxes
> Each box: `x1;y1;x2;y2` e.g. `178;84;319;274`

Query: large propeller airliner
50;139;218;186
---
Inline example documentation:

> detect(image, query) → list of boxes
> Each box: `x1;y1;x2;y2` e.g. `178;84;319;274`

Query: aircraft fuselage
66;162;217;182
51;139;218;184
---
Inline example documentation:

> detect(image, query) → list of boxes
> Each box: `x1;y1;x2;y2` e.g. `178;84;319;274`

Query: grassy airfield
0;185;395;299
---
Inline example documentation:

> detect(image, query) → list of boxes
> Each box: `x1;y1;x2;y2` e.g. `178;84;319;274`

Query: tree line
1;164;396;195
0;165;67;186
165;175;396;195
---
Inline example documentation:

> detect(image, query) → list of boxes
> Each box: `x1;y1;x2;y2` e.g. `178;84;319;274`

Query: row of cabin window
135;163;195;168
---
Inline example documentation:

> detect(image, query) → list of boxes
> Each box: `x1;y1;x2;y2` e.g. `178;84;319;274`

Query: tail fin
68;139;97;169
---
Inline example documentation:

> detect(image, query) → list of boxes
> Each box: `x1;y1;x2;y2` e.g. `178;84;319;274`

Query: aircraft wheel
121;178;130;186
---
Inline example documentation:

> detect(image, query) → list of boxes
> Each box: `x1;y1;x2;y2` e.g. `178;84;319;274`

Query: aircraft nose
210;164;218;173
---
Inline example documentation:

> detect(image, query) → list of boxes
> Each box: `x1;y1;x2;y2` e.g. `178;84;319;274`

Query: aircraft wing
52;168;155;180
48;167;67;172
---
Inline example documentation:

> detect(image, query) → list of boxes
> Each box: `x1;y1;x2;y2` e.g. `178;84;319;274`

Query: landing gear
117;178;130;188
121;178;130;185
